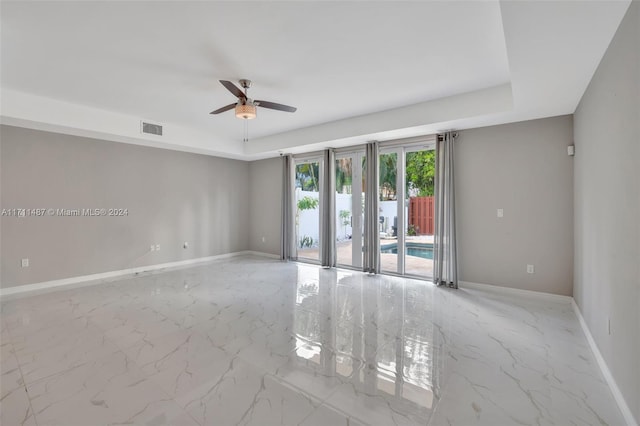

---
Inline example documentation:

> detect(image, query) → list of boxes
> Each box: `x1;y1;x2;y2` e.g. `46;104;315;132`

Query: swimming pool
380;243;434;260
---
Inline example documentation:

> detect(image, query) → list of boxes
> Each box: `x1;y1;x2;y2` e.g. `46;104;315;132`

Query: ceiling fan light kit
235;102;257;120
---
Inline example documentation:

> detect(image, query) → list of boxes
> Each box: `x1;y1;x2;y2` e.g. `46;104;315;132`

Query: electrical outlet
155;244;160;251
150;245;155;252
21;258;29;268
183;242;189;249
497;208;504;218
527;264;535;274
262;236;266;243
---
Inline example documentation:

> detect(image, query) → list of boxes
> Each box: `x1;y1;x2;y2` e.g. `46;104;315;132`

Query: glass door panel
335;152;365;268
335;157;354;266
295;159;321;262
379;152;400;273
404;149;436;276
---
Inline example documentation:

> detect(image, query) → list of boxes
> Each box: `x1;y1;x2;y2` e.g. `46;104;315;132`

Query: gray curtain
363;142;380;274
433;132;458;288
321;149;336;267
280;154;295;260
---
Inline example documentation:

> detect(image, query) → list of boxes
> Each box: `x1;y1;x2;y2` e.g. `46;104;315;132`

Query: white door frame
378;142;436;276
293;154;324;264
379;146;405;275
335;150;364;269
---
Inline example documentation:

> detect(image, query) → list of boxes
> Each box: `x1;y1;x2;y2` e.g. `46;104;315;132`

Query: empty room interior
1;1;638;425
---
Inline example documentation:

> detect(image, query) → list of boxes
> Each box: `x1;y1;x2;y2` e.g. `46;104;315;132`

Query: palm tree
335;158;353;194
379;153;397;200
296;163;319;191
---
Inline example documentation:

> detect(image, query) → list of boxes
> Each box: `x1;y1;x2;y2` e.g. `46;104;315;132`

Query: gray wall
248;157;282;256
573;2;639;422
456;116;574;295
0;125;250;288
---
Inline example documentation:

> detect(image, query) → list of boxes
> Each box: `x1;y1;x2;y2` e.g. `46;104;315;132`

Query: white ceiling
0;1;631;160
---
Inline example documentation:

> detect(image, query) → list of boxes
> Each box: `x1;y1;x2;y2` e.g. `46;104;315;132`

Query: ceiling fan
210;79;297;120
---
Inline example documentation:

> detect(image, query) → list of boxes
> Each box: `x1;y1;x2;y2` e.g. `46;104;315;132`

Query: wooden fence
408;196;434;235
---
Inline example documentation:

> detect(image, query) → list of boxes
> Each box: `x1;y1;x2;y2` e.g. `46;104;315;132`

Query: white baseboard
245;250;281;260
571;300;637;426
0;250;279;298
459;280;572;303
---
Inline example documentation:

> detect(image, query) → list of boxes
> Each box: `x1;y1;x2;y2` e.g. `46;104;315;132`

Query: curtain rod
437;132;458;141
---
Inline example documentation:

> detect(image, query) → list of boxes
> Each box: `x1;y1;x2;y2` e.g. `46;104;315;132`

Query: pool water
380;243;434;260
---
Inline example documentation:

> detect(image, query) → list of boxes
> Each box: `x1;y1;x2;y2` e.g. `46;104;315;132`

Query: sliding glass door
294;156;323;262
335;150;365;269
403;148;435;276
379;150;401;274
290;139;435;278
379;144;435;277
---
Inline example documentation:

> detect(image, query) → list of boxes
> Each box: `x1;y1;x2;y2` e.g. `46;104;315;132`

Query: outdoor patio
297;235;434;277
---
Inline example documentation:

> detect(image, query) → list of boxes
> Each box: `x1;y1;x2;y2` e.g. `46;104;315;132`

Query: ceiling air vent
141;121;163;136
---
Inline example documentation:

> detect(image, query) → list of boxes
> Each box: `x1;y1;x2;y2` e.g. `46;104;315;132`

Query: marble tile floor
0;256;626;425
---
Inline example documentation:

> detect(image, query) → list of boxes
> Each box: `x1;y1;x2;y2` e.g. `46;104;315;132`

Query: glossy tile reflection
289;269;439;425
0;256;626;425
